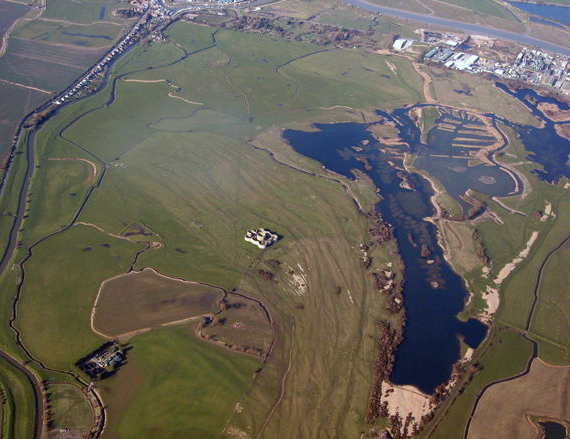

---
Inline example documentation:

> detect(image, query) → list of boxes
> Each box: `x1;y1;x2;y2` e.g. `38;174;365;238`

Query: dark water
509;1;570;27
99;5;106;20
541;421;567;439
282;86;569;392
495;83;570;184
62;31;112;40
414;110;518;213
283;117;487;394
529;16;564;29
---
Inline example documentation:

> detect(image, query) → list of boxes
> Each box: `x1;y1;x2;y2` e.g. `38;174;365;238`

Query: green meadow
0;20;422;438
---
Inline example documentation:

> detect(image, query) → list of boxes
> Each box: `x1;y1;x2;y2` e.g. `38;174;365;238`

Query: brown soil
92;268;225;337
468;359;570;439
555;123;570;141
538;102;570;122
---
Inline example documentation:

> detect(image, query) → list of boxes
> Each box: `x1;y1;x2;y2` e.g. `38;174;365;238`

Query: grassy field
426;66;540;126
0;38;106;92
200;293;274;357
0;2;29;41
94;268;225;336
0;21;420;439
0;356;36;439
368;0;523;31
530;240;570;364
47;382;93;430
0;82;47;165
16;225;143;369
97;326;261;439
11;19;123;49
426;328;534;439
440;220;486;274
315;7;379;30
427;0;514;19
467;358;570;439
42;0;130;24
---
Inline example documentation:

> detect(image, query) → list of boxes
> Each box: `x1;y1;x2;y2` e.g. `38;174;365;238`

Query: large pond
540;421;567;439
283;116;488;394
509;1;570;27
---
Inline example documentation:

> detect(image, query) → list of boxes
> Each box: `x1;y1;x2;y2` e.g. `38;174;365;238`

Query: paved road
345;0;570;56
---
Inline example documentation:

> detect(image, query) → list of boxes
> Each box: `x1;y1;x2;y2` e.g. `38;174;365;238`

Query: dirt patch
495;231;538;285
468;359;570;439
197;293;274;358
381;382;434;431
537;102;570;123
92;268;225;337
555;123;570;141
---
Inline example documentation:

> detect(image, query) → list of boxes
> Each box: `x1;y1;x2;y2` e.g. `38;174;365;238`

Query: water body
509;1;570;27
541;421;567;439
283;116;488;394
495;83;570;184
283;86;569;392
99;5;106;20
529;16;564;29
413;110;518;213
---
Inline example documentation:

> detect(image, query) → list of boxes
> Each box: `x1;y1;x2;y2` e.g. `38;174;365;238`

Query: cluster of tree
418;361;482;430
366;321;403;423
24;105;58;129
115;8;143;18
472;229;490;265
387;412;421;439
366;211;394;246
223;15;376;48
257;269;275;281
363;211;404;314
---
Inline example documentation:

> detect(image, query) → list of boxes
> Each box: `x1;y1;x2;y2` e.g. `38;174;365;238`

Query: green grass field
0;356;37;439
0;21;419;439
42;0;130;24
2;8;566;439
16;225;142;369
98;326;260;439
11;19;124;49
433;0;514;19
425;328;534;439
530;240;570;364
47;382;93;429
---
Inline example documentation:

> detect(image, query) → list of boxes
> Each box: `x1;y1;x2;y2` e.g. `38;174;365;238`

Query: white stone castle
244;228;279;249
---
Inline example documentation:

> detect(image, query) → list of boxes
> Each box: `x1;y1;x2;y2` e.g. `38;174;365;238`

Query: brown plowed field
93;268;225;336
468;358;570;439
